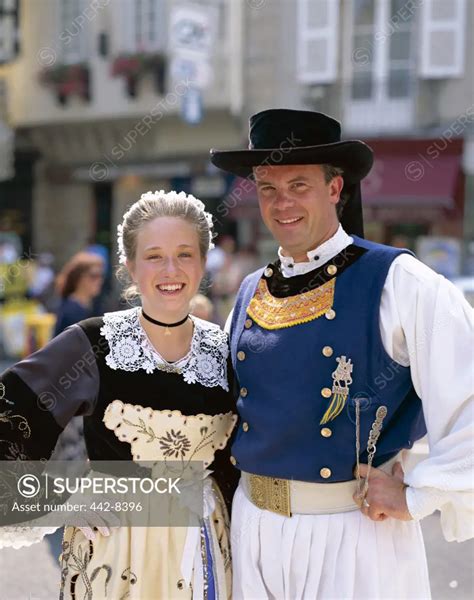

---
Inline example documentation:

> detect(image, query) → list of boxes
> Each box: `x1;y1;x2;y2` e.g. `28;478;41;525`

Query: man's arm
378;253;473;541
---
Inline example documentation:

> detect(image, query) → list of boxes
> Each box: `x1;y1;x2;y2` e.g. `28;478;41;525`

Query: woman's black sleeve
0;324;99;461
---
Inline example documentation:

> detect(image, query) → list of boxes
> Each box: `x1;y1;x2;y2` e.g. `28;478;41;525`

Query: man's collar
278;225;353;278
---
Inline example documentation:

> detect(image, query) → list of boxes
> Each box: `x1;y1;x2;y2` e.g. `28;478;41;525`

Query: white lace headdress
117;190;215;265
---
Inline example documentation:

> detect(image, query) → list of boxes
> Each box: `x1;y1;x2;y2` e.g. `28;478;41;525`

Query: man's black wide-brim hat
210;108;374;184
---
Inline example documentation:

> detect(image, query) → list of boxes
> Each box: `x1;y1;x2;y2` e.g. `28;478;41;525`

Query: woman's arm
1;324;99;462
0;324;101;548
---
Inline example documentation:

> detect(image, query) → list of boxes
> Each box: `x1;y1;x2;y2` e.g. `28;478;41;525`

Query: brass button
326;264;337;276
322;345;333;357
244;319;253;329
237;350;246;361
325;309;336;320
320;427;332;438
264;267;273;277
321;387;332;398
230;456;237;466
320;467;332;479
242;422;249;432
240;387;248;397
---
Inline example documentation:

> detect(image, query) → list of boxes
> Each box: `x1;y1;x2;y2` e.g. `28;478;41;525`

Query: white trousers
231;482;431;600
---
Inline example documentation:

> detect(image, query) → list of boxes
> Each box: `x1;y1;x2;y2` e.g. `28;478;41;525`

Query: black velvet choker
141;310;189;328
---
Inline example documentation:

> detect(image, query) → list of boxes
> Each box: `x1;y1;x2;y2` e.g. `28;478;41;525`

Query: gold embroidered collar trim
247;276;335;330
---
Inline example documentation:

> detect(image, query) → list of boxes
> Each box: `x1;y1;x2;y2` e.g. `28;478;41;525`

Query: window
0;0;19;64
351;0;375;100
419;0;466;78
387;0;414;98
59;0;88;64
121;0;165;54
346;0;417;132
297;0;339;84
351;0;414;101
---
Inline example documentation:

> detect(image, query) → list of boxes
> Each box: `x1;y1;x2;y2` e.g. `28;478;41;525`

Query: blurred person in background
51;253;105;463
85;236;110;277
54;251;105;336
51;252;105;465
209;235;244;322
206;234;235;282
85;235;114;312
0;239;19;263
28;252;57;312
190;292;214;321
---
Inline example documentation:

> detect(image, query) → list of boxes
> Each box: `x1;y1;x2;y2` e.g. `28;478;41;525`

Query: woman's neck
139;311;194;363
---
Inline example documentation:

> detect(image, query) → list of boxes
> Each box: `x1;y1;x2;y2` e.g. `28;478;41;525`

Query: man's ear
329;175;344;204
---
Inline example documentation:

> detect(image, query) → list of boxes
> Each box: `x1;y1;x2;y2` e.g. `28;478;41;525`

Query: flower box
39;63;90;105
111;53;166;98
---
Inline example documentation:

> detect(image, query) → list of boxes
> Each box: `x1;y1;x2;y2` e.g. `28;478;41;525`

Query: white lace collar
100;307;229;391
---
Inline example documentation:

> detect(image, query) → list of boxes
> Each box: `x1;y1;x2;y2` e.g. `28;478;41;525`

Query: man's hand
353;462;413;522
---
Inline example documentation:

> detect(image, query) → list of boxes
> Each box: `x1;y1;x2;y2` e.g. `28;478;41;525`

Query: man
211;109;473;599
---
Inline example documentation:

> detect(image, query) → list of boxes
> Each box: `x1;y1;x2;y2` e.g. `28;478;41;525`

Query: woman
54;251;105;335
0;191;239;599
52;252;105;464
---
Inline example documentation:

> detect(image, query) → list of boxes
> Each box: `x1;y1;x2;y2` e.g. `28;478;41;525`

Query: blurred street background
0;0;473;597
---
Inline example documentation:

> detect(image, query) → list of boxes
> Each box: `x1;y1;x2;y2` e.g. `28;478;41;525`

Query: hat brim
210;140;373;184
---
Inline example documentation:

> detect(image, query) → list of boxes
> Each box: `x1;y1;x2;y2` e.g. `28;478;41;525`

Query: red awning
361;153;461;209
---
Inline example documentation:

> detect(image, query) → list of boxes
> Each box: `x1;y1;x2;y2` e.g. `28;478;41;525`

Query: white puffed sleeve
0;525;60;550
380;254;474;542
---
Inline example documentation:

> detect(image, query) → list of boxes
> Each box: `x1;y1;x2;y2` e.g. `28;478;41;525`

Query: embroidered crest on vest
320;355;354;424
246;277;335;330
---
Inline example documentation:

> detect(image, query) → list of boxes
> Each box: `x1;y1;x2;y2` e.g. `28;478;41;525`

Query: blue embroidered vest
229;236;426;483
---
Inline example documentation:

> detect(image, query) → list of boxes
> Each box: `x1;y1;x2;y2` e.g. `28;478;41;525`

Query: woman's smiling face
127;216;205;319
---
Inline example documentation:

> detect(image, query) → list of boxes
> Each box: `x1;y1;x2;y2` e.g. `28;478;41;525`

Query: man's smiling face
253;164;343;262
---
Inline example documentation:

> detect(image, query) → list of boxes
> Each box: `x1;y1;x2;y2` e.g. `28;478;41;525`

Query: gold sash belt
241;454;400;517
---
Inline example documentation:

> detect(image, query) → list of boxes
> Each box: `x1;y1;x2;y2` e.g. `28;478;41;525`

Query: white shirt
227;225;474;542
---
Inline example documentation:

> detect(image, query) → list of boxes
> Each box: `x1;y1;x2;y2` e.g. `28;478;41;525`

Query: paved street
0;513;472;599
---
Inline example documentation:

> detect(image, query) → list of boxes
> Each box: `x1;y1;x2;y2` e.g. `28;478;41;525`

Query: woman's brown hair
55;252;104;299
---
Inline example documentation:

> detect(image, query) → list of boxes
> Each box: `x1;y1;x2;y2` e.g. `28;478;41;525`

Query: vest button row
244;319;253;329
240;387;248;397
237;350;246;361
325;309;336;320
242;422;249;432
321;387;332;398
320;467;332;479
264;267;273;277
326;264;337;276
320;427;332;438
322;345;333;357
